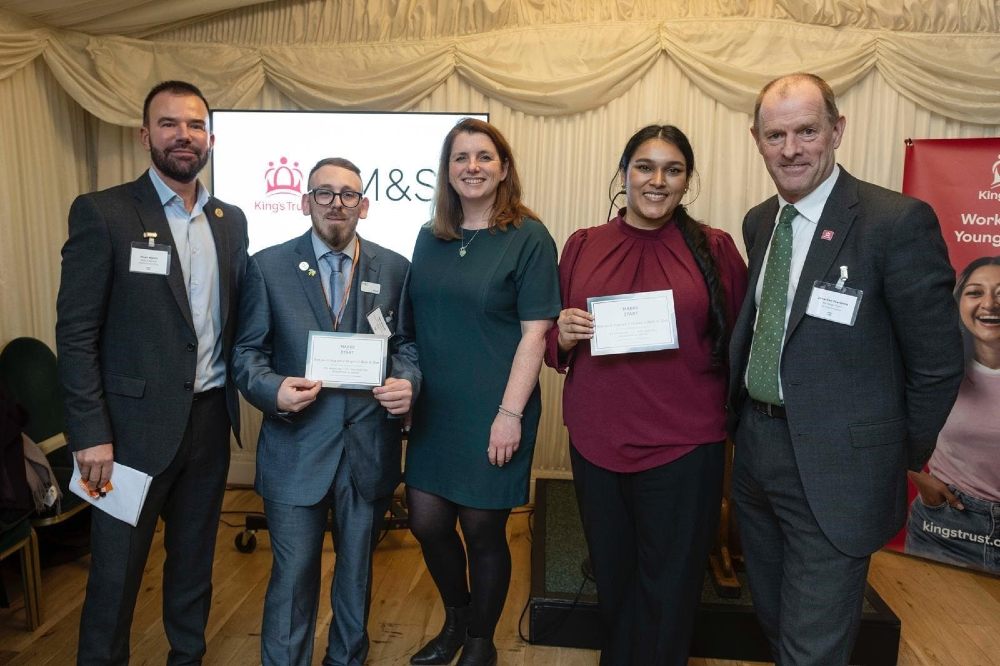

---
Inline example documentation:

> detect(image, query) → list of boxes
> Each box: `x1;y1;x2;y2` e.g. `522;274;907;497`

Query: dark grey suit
232;230;419;666
728;168;964;664
56;172;247;665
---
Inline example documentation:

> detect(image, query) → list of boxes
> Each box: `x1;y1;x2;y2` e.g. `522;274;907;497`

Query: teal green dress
405;219;561;509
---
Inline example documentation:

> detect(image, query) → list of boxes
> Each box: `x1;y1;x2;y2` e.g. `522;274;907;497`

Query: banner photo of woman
892;138;1000;575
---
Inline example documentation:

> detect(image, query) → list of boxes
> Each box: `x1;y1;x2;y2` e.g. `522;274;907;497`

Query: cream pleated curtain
1;0;998;479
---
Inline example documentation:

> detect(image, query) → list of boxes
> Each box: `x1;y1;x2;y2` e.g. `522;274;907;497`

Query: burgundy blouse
544;213;748;473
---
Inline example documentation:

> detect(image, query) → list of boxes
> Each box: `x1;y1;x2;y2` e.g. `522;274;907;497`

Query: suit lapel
354;237;381;332
131;174;195;333
345;237;381;418
292;231;335;331
730;201;778;389
206;198;232;332
745;201;779;296
785;170;858;341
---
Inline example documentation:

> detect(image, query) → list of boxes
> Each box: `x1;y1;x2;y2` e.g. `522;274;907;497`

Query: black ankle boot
456;633;497;666
410;605;471;665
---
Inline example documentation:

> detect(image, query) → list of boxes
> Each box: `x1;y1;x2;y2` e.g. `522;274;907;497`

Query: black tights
406;486;512;639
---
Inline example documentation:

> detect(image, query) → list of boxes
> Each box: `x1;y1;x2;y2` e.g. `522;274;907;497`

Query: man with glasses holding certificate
232;157;419;666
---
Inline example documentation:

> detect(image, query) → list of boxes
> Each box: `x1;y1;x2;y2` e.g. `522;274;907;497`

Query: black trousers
77;389;231;666
570;441;724;666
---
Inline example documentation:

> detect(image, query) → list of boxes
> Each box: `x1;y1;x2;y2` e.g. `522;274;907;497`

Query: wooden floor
1;489;999;665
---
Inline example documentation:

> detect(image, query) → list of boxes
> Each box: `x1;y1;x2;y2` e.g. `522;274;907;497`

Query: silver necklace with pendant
459;227;482;257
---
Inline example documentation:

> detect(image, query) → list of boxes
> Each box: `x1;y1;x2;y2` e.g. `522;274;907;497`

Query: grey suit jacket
56;172;248;477
728;168;964;557
232;230;420;506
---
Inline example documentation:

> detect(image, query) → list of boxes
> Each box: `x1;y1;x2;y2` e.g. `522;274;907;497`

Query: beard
312;213;358;252
150;143;210;183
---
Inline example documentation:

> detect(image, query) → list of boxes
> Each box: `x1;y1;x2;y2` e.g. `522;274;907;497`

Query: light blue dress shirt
149;168;224;392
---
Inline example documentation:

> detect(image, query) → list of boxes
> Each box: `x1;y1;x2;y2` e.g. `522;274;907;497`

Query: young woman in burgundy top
544;125;748;666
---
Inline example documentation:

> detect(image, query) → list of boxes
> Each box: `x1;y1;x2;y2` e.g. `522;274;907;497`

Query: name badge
806;280;862;326
360;281;381;294
129;241;171;275
367;307;393;337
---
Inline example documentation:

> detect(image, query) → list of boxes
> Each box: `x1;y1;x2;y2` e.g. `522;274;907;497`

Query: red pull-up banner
903;137;1000;273
889;138;1000;575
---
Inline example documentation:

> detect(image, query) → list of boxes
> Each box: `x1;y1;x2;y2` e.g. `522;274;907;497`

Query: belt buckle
753;400;781;417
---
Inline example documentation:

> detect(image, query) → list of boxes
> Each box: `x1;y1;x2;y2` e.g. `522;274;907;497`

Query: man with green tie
727;73;964;665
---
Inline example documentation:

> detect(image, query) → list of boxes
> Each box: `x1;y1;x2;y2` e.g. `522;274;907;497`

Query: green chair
0;508;42;629
0;338;89;528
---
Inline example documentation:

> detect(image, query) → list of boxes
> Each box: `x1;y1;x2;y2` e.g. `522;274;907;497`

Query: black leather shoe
410;605;471;665
456;634;497;666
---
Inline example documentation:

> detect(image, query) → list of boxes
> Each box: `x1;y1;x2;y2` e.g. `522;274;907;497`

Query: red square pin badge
821;229;835;241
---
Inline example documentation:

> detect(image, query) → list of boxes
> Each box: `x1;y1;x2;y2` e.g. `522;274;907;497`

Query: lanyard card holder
129;232;172;275
806;266;862;326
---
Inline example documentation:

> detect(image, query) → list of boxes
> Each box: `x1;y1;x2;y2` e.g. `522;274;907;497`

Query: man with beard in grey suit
728;73;964;665
57;80;248;665
232;157;419;666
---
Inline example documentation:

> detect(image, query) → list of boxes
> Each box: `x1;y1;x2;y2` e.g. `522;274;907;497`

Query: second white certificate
305;331;387;389
587;290;679;356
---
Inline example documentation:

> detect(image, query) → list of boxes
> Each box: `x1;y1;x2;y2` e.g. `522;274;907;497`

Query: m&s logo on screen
265;156;303;197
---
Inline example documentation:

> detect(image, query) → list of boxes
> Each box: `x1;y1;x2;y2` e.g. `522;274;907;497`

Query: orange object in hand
79;478;114;498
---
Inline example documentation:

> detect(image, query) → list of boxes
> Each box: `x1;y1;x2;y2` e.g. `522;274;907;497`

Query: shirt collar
311;230;357;264
147;167;210;215
777;164;840;224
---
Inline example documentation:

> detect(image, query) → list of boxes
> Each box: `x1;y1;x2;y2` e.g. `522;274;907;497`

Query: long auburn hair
618;124;730;366
430;118;540;240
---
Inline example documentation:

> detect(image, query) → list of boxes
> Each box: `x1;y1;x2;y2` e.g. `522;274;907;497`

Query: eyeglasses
308;188;362;208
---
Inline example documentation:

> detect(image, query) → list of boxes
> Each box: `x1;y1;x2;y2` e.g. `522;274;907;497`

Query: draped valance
2;7;998;126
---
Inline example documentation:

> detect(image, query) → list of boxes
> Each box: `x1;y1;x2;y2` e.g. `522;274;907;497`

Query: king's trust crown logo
265;156;303;196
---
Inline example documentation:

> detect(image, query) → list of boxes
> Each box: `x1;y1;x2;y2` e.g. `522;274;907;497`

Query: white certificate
587;290;679;356
305;331;387;389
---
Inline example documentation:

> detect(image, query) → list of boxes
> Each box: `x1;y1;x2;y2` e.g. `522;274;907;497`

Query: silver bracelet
497;405;523;420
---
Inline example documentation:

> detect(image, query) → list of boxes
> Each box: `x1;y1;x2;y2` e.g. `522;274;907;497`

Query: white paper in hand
70;457;153;527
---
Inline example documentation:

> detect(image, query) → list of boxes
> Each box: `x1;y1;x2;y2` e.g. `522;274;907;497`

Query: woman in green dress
405;118;560;666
